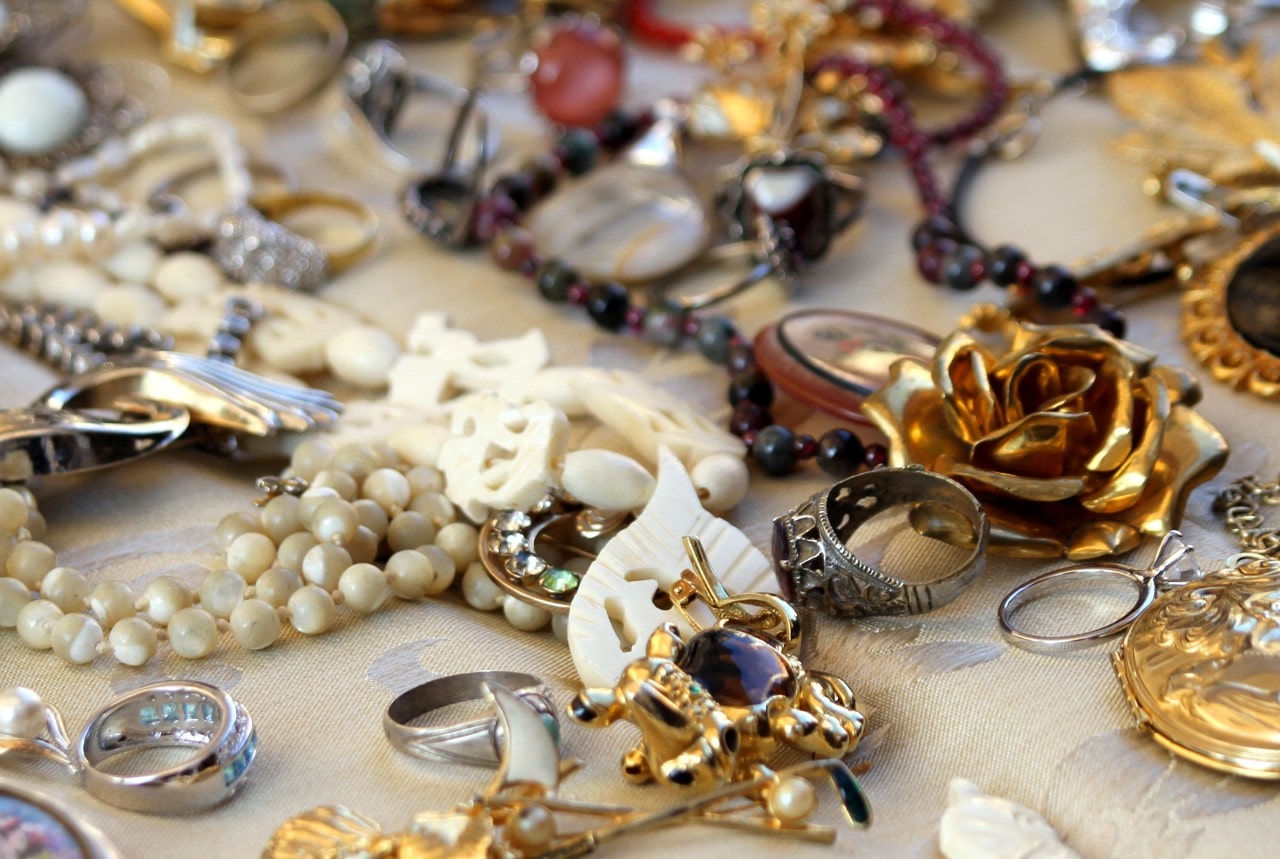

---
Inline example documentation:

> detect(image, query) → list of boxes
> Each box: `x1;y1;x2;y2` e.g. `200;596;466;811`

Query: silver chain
1213;475;1280;556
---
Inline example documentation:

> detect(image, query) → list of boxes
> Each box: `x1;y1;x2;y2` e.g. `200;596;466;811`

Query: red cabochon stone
530;22;625;128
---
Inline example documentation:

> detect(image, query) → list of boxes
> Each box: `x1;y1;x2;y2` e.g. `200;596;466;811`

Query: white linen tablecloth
2;2;1278;857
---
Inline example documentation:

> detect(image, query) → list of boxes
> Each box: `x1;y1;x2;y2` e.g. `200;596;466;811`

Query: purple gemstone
677;627;796;708
741;160;833;264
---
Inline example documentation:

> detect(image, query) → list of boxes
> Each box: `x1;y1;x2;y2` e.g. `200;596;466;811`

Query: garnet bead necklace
808;53;1129;336
477;112;891;478
471;1;1117;475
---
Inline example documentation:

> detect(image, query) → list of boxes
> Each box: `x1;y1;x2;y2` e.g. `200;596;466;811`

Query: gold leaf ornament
1107;43;1280;180
863;307;1229;559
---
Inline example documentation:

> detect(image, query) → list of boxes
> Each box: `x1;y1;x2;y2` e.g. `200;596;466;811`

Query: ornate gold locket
1183;225;1280;400
1113;555;1280;778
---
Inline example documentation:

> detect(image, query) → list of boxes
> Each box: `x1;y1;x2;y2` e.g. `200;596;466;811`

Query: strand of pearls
245;436;563;636
0;436;564;669
0;114;254;278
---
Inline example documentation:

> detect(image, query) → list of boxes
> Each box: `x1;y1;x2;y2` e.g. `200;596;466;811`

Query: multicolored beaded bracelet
447;4;1023;477
932;70;1129;336
467;116;887;478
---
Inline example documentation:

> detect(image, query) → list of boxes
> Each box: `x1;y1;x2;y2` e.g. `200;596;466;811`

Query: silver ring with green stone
383;672;558;766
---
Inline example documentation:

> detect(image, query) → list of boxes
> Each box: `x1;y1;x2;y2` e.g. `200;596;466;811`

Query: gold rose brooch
863;306;1229;560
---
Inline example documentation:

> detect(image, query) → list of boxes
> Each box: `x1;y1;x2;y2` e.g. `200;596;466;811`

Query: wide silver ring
772;467;989;618
384;672;556;767
998;564;1156;652
339;40;496;177
75;681;257;814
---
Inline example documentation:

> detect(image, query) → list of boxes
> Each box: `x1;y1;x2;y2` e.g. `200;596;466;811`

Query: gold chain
1213;474;1280;555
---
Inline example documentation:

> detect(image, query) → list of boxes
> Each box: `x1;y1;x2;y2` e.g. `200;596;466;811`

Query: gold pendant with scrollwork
1113;556;1280;778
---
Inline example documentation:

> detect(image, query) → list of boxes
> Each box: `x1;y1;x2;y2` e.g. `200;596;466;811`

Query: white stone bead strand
0;489;210;667
1;431;578;669
53;114;253;213
252;440;563;639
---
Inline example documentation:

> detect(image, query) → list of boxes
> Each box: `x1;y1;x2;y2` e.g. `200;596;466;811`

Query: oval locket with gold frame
1112;556;1280;779
1183;226;1280;400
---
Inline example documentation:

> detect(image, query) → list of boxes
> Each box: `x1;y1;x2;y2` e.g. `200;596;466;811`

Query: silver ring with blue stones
76;681;257;814
0;681;257;814
384;671;558;767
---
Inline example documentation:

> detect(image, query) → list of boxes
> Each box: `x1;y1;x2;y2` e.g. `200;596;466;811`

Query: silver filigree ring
772;467;989;618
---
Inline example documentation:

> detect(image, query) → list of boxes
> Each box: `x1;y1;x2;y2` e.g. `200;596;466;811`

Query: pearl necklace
0;114;253;279
0;434;580;670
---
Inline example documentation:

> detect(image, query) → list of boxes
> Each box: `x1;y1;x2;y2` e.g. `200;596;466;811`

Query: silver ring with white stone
997;530;1199;651
997;564;1155;652
384;672;557;766
0;61;148;172
772;467;989;618
76;681;257;814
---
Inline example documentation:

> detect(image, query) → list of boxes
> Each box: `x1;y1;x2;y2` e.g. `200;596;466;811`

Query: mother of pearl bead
0;68;90;155
0;577;32;626
109;617;158;666
50;612;103;664
167;607;218;659
338;563;389;612
287;585;336;634
229;598;281;650
16;599;62;649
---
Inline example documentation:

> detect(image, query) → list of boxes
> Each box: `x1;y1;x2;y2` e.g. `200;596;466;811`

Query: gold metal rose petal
970;411;1093;481
1109;406;1229;540
866;307;1229;558
936;335;999;444
863;359;970;468
1079;374;1169;514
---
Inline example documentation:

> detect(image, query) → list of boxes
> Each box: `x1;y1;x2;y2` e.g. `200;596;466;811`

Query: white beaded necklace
0;113;253;279
0;435;572;670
